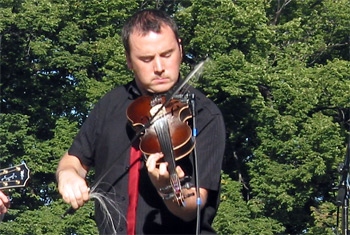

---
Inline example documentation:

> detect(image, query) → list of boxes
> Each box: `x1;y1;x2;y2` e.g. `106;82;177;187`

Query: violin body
127;95;195;160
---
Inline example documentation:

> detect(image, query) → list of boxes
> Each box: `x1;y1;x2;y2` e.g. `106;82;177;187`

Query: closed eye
140;56;154;63
161;50;173;58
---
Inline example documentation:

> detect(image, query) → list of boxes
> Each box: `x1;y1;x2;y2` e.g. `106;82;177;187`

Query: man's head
122;9;183;95
122;9;180;55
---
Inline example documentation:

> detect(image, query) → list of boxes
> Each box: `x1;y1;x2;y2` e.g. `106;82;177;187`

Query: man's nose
153;57;164;74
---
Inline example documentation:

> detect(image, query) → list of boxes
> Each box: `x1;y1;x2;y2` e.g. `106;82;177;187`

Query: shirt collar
126;80;142;99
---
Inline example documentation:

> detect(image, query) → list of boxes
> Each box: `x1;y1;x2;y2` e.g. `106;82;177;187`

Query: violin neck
153;117;177;174
154;117;185;206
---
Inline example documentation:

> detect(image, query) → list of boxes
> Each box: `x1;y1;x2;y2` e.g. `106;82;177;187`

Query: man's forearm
56;152;88;180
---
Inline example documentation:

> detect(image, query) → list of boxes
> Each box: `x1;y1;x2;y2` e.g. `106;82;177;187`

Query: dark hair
122;9;180;55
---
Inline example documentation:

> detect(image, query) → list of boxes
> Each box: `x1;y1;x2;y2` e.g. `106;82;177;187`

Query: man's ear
178;38;183;59
125;52;133;70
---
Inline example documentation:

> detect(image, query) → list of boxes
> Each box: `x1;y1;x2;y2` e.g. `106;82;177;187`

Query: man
56;9;225;234
0;190;10;222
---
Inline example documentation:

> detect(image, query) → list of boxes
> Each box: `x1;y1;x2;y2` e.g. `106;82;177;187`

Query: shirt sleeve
68;103;100;167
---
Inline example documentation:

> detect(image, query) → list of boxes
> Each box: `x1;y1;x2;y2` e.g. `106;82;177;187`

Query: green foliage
0;200;97;234
308;202;340;235
0;114;34;166
1;0;349;233
213;173;284;234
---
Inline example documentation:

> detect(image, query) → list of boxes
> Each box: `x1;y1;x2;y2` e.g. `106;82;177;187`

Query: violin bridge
149;104;165;119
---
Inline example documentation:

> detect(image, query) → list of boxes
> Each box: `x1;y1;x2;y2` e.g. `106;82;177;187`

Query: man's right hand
56;153;90;209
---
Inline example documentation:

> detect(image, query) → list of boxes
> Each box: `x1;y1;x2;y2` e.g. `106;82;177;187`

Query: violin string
154;118;177;174
154;117;185;206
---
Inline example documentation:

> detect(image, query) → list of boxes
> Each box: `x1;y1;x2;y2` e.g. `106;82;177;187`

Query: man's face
126;25;183;95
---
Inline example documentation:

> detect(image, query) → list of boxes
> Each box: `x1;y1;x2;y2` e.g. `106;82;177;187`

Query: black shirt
68;81;226;234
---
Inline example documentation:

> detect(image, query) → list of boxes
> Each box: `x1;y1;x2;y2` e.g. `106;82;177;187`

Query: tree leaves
1;0;349;234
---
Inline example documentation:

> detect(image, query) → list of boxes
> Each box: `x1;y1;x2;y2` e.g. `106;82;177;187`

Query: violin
127;94;195;206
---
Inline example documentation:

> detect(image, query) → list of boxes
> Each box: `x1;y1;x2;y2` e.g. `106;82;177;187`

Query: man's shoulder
101;84;130;101
96;81;137;106
87;83;135;118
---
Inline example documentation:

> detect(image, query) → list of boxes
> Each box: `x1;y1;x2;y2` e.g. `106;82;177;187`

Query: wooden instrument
127;95;195;206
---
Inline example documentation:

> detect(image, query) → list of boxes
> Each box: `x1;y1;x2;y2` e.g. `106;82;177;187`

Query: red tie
127;142;141;235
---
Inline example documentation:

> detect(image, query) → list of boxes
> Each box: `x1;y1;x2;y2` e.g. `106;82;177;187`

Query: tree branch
271;0;293;25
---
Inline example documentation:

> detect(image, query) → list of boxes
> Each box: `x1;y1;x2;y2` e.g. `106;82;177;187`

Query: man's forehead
127;24;179;55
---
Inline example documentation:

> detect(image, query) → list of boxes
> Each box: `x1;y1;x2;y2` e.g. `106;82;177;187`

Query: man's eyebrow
160;48;174;55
